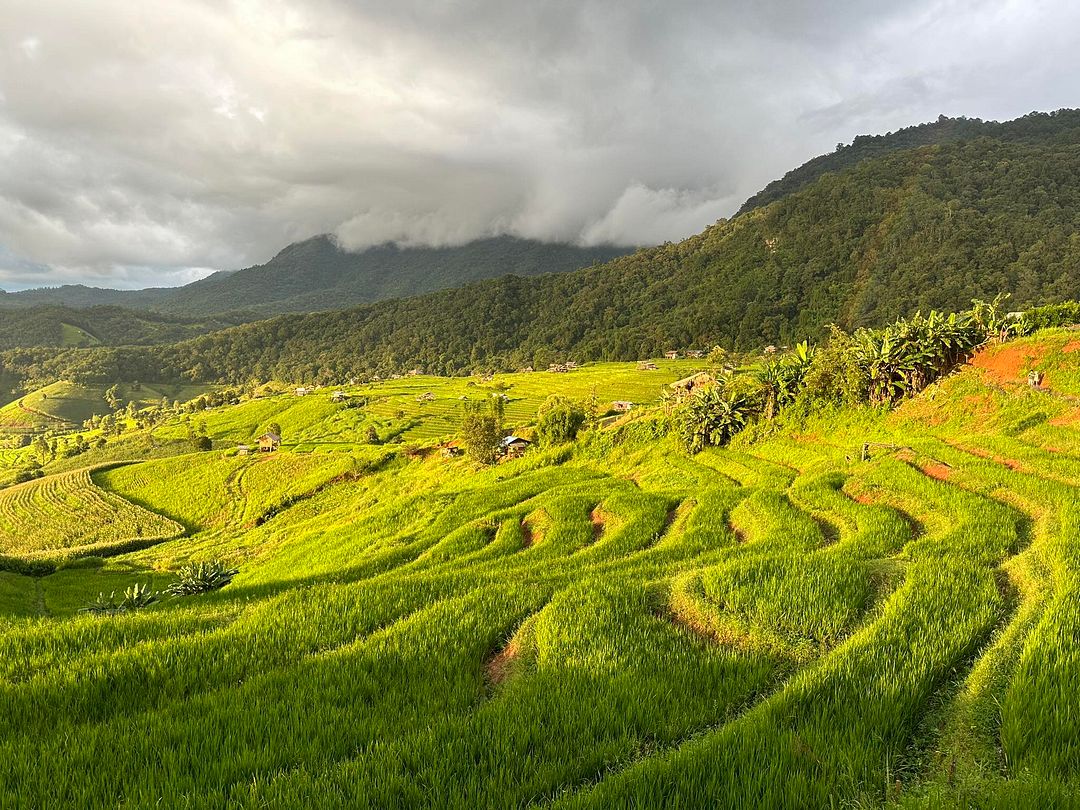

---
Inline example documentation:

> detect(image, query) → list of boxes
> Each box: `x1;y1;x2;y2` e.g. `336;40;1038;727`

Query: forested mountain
738;108;1080;212
0;237;632;318
0;306;234;350
5;109;1080;386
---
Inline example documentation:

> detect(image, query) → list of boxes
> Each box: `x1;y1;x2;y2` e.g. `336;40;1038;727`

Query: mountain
0;236;633;318
5;109;1080;386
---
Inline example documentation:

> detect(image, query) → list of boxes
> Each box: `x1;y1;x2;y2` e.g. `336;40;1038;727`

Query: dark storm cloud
0;0;1077;287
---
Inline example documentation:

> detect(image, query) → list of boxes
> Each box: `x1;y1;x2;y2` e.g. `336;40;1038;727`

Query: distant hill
737;108;1080;213
0;306;235;350
0;236;634;319
6;109;1080;386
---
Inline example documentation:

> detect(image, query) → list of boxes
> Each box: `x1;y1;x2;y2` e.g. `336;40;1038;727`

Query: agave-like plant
121;582;160;610
680;383;754;452
80;592;122;615
165;561;239;597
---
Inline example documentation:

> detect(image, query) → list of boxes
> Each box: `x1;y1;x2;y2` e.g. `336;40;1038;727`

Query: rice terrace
0;295;1076;807
6;4;1080;805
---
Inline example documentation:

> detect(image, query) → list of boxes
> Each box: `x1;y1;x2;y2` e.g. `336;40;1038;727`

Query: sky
1;0;1079;290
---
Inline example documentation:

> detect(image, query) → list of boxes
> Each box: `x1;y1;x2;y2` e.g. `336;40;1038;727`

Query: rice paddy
0;347;1078;806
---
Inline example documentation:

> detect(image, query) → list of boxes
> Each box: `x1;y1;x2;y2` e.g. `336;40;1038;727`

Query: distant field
0;466;183;559
0;380;216;433
59;322;101;348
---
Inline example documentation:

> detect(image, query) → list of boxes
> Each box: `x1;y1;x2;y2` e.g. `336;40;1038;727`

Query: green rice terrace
1;314;1080;807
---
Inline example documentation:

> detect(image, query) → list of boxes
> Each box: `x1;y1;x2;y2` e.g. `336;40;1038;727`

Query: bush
535;395;587;446
165;560;238;596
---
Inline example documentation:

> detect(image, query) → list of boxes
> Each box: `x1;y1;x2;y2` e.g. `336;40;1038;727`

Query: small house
664;350;680;360
611;401;634;413
501;435;531;457
1028;370;1044;388
638;361;659;371
763;345;778;355
441;441;464;458
331;391;347;403
565;361;579;370
258;433;281;452
416;392;435;402
548;364;568;373
520;366;534;373
236;444;252;456
295;386;311;396
408;368;423;376
686;349;705;359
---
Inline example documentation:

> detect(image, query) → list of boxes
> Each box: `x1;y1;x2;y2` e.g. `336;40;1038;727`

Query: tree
267;422;282;438
104;384;121;411
365;425;381;445
459;401;502;465
535;395;587;446
679;383;754;453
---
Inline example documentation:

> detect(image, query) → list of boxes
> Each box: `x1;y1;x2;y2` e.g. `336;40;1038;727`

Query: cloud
0;0;1078;288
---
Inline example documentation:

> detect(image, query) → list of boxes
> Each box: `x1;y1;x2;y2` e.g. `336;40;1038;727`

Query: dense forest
0;306;235;350
0;237;631;319
4;110;1080;386
738;108;1080;212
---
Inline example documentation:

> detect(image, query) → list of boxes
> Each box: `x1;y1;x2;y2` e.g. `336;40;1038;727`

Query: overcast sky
1;0;1078;289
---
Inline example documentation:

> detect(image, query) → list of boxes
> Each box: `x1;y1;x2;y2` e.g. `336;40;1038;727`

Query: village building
440;440;464;458
295;386;311;396
236;444;252;456
638;361;659;371
501;435;531;457
548;363;568;373
564;361;579;370
257;433;281;452
763;345;778;355
330;391;347;402
686;349;705;358
611;401;634;413
664;350;680;360
520;366;534;373
408;368;423;376
416;392;435;402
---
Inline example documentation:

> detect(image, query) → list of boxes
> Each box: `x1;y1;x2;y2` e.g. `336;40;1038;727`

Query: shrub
165;561;239;596
535;395;587;446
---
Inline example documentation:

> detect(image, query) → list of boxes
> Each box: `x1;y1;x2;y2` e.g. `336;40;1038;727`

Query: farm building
565;361;579;369
686;349;705;358
670;372;714;398
520;366;534;373
236;444;252;456
440;441;464;458
548;364;568;373
638;361;659;371
295;386;311;396
416;392;435;402
257;433;281;452
763;345;778;355
611;401;634;413
501;435;531;457
330;391;347;402
664;350;680;360
408;368;423;376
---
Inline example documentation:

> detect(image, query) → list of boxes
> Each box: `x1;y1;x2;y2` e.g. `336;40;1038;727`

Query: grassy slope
0;340;1077;804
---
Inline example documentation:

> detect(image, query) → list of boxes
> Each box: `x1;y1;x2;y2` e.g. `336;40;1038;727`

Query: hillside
0;316;1078;804
6;110;1080;387
737;108;1080;213
0;236;633;319
0;305;236;351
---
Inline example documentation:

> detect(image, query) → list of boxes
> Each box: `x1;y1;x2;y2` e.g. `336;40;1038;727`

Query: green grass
0;350;1077;805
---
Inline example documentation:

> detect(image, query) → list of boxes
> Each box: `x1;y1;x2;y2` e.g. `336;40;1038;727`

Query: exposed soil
520;519;535;548
589;508;605;542
920;462;953;481
1062;340;1080;354
485;639;521;687
970;343;1049;386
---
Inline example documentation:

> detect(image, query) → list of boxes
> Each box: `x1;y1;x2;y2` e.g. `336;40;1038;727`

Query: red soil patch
920;462;952;481
970;344;1049;386
590;508;606;542
485;639;521;686
1062;341;1080;354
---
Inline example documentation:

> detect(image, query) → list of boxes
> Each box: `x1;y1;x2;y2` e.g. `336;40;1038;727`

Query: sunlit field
0;346;1078;807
